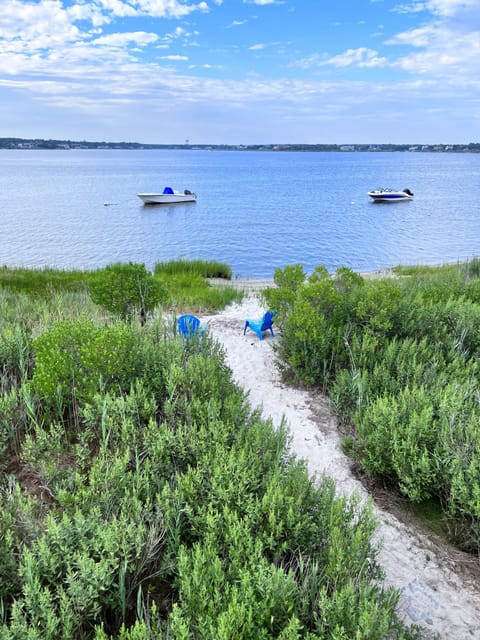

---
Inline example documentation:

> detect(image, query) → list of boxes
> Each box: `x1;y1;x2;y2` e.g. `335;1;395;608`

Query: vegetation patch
263;259;480;553
0;263;421;639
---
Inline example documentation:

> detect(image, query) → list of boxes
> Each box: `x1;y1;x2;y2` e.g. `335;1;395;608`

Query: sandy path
205;292;480;640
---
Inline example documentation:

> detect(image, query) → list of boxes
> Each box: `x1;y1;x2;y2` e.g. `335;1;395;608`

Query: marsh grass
0;265;94;297
0;260;243;315
154;259;243;312
154;258;232;279
160;272;243;312
393;257;480;282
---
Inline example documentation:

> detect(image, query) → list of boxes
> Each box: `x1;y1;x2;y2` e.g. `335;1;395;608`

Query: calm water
1;149;479;278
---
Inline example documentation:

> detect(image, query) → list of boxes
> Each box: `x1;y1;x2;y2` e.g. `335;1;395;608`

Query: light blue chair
177;314;206;338
243;311;275;340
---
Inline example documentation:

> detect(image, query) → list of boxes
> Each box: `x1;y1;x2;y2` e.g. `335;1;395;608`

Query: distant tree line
1;137;479;152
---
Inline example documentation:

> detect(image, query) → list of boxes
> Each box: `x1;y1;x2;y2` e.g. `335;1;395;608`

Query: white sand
205;291;480;640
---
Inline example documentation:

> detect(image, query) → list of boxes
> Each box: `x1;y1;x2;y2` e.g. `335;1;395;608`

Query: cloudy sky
1;0;479;144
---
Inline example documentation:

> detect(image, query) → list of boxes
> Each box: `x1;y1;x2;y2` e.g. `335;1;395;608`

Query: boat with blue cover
137;186;197;204
368;188;414;202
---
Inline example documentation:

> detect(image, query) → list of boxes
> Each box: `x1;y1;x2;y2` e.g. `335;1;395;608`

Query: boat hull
368;189;413;202
137;192;197;204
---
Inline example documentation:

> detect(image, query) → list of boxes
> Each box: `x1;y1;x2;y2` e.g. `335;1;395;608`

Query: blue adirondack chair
243;311;275;340
177;314;206;338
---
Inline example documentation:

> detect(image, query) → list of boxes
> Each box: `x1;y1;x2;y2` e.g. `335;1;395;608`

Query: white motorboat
368;188;414;202
137;187;197;204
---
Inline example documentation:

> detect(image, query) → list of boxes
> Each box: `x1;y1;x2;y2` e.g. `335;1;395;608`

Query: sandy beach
205;288;480;640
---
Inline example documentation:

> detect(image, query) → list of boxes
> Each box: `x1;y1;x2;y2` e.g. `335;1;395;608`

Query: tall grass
154;259;232;279
393;257;480;283
0;261;243;314
0;265;94;297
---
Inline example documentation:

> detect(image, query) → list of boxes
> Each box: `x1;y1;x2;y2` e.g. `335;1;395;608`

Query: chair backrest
177;314;201;337
261;311;275;330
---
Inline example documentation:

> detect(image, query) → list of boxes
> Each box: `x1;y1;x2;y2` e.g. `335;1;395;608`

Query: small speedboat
368;188;414;202
137;187;197;204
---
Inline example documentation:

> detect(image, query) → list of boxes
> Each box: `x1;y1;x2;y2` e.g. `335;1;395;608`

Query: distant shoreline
1;138;479;154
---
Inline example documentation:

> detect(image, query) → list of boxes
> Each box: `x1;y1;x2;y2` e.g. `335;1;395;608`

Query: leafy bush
270;261;480;551
262;263;307;324
89;262;167;323
30;318;139;412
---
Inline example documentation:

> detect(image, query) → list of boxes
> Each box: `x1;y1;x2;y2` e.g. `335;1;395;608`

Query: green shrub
353;279;402;335
30;319;139;411
89;262;167;323
262;263;306;324
270;261;480;550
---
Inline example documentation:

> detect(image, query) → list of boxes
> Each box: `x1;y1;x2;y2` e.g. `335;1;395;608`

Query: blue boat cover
163;186;174;194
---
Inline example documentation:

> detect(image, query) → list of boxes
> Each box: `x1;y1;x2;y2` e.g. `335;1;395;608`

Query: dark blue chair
243;311;275;340
177;314;206;338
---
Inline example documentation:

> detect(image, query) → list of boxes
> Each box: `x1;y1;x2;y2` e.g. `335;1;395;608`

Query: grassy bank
0;261;422;639
0;259;242;313
263;259;480;553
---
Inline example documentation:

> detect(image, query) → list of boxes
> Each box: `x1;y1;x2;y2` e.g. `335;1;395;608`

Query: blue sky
1;0;479;144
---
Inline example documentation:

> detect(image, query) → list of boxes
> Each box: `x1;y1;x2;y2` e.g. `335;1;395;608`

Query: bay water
1;149;479;279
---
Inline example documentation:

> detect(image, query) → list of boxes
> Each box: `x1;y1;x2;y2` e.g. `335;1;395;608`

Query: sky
1;0;479;145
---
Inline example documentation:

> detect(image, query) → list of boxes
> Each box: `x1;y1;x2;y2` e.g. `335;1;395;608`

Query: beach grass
0;260;242;313
392;257;480;279
0;265;93;297
154;258;232;279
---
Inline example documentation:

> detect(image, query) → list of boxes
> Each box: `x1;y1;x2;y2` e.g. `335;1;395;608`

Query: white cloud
321;48;387;68
158;54;189;60
93;32;159;47
289;53;323;70
161;26;187;43
394;0;478;16
91;0;138;19
243;0;279;5
393;2;428;14
0;1;83;50
387;22;480;78
424;0;477;16
226;20;248;27
132;0;209;18
387;25;436;47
